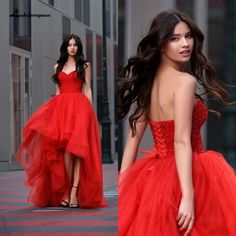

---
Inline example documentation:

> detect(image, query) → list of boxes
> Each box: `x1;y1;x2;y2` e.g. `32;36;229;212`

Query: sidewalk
0;161;118;236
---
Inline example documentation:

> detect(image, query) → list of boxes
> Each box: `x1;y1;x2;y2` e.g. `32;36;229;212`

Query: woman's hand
120;118;148;173
176;195;195;235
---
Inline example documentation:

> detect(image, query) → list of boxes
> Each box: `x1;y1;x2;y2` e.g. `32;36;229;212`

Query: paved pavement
0;161;118;236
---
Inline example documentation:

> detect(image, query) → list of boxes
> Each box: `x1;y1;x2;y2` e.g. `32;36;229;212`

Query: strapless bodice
58;70;83;93
149;99;208;157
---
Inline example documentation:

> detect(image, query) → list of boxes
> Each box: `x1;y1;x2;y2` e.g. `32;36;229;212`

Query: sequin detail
149;99;208;158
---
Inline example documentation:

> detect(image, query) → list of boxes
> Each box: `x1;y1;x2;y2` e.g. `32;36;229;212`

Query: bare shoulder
53;63;58;73
172;72;197;102
175;72;197;89
85;62;91;70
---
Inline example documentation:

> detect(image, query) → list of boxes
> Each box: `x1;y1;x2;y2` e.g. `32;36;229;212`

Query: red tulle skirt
17;92;107;208
119;150;236;235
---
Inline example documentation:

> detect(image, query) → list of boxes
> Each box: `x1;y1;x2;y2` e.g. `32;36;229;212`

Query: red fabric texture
119;99;236;235
17;71;107;208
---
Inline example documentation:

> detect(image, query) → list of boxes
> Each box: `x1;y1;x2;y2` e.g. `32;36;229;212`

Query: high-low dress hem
17;71;107;208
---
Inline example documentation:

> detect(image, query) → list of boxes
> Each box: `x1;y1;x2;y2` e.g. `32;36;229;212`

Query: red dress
119;99;236;235
17;70;107;208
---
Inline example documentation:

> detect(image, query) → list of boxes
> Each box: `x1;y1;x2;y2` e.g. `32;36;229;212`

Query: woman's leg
65;151;74;181
69;157;81;207
61;151;74;206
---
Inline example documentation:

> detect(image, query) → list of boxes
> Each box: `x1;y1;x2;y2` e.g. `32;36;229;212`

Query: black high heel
69;185;79;208
60;199;69;207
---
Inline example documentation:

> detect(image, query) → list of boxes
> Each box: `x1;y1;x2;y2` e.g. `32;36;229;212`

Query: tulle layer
17;92;107;208
119;150;236;236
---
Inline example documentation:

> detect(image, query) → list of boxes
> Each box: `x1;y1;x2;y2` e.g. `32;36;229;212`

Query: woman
118;10;236;236
17;34;107;209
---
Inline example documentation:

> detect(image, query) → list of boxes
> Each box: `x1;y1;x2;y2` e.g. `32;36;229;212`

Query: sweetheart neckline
60;70;77;75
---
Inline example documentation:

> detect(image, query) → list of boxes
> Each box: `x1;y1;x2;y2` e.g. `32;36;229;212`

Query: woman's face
67;38;78;56
162;21;194;65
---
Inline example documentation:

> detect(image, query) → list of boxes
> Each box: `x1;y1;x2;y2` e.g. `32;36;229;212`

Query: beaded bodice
58;70;83;93
149;99;208;158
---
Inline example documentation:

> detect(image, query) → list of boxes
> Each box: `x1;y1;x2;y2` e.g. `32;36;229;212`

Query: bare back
149;69;194;122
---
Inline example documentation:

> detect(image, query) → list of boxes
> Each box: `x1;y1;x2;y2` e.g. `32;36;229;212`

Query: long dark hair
118;9;233;136
51;34;87;84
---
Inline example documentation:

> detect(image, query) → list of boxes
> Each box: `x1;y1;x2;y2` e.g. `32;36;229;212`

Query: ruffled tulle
119;149;236;235
17;92;107;208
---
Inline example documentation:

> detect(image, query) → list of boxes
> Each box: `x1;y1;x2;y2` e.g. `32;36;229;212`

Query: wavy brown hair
51;34;87;84
118;9;233;136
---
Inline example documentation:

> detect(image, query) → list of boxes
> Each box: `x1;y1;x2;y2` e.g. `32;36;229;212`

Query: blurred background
118;0;236;170
0;0;118;171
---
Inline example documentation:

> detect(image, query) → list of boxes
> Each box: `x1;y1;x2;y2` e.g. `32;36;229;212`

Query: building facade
0;0;118;170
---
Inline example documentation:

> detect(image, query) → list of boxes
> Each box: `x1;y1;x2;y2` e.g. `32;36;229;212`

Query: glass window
75;0;90;26
10;0;31;51
207;0;236;169
118;0;125;64
96;35;103;122
75;0;82;22
48;0;54;6
113;0;117;41
86;29;93;90
106;0;111;38
62;16;71;40
176;0;194;18
11;54;21;153
86;29;93;65
117;0;125;168
83;0;90;26
114;43;118;152
24;58;30;120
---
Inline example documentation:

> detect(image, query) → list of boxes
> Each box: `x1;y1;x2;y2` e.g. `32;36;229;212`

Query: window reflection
176;0;194;17
24;58;30;121
74;0;90;27
10;0;31;51
11;54;21;153
75;0;82;22
86;29;93;90
48;0;54;6
114;43;118;152
96;35;103;122
106;0;111;38
113;0;117;41
62;16;71;40
83;0;90;26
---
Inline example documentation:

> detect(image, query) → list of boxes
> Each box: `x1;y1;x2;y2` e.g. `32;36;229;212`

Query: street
0;161;117;236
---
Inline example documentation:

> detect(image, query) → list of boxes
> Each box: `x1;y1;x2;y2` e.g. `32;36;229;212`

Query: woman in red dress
17;34;107;208
118;10;236;235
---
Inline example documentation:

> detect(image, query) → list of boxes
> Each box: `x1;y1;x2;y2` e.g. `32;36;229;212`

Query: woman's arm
55;85;60;95
174;75;196;198
83;62;93;104
174;74;196;235
54;64;60;95
120;117;148;173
